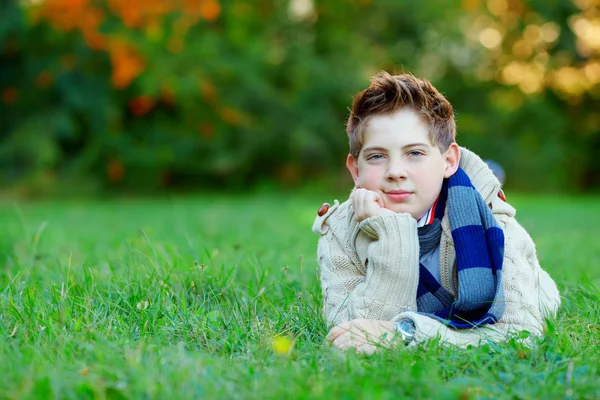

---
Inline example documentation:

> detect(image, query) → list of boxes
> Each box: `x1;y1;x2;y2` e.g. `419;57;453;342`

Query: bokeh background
2;0;600;197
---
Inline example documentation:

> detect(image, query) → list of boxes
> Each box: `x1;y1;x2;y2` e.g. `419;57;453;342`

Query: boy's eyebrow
402;142;430;149
362;143;430;153
362;146;388;153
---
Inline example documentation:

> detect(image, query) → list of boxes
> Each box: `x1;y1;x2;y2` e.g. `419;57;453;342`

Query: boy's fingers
333;333;373;352
363;191;382;208
333;331;364;349
352;190;369;221
336;337;360;352
326;323;350;342
373;192;385;208
332;332;347;349
364;190;376;202
326;328;340;342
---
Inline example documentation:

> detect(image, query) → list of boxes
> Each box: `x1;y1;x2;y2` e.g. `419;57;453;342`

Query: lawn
0;192;599;399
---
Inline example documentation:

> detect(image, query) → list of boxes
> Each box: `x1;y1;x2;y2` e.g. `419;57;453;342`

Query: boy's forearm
320;212;420;325
393;311;513;347
356;213;420;314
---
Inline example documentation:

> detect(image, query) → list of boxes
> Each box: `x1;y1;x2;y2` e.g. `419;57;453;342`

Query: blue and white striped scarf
416;168;505;329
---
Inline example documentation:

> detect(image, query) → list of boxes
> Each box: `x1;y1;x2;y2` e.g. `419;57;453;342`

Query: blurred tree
0;0;598;194
457;0;600;189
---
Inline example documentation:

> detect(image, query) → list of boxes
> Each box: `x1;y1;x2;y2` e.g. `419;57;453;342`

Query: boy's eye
408;151;424;157
367;154;384;161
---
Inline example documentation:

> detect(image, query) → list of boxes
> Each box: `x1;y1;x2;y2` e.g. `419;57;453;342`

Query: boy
313;72;560;354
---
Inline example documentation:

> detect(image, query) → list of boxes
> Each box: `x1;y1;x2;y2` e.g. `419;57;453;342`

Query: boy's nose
385;162;408;180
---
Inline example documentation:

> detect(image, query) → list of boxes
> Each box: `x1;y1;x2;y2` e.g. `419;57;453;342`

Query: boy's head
345;72;461;220
347;71;456;158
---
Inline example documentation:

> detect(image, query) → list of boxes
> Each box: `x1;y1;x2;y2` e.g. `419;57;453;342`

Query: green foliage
1;1;599;194
0;193;599;398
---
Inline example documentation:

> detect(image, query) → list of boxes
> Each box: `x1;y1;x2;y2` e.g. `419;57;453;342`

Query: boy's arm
392;215;561;348
318;212;420;326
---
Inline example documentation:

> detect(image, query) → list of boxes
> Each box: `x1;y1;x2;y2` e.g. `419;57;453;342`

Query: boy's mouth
384;190;413;202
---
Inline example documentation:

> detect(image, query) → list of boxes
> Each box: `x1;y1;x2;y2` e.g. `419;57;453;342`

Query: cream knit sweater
313;148;561;347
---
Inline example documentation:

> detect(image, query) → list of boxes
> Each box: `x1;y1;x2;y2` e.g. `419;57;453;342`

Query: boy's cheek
356;172;381;190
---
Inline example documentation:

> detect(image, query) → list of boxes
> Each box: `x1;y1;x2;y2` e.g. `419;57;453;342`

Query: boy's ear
443;143;461;178
346;154;360;187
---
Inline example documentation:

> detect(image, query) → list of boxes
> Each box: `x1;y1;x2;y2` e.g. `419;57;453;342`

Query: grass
0;192;599;399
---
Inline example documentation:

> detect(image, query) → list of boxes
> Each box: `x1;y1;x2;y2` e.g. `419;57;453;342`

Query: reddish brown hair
346;71;456;158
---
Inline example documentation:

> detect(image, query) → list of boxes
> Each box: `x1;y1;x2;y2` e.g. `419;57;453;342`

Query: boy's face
346;108;460;220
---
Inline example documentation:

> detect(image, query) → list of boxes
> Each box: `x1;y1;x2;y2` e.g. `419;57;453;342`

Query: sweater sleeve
318;212;420;326
392;215;561;348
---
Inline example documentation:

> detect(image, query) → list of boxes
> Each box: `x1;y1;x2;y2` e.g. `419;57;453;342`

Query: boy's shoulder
311;198;354;234
490;192;516;219
459;147;503;204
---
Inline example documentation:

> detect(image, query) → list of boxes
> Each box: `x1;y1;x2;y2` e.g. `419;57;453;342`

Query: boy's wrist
394;318;416;345
358;211;416;233
376;208;396;218
358;208;417;226
354;207;394;223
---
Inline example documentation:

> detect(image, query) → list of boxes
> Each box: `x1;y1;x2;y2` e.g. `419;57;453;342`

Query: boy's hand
351;188;394;222
326;319;397;355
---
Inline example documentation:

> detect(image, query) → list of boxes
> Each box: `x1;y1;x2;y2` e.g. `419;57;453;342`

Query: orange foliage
107;0;219;28
160;86;176;106
36;0;106;49
107;159;125;182
61;55;76;70
2;88;19;104
109;41;145;89
161;171;172;187
181;0;221;21
107;0;171;28
35;72;54;88
167;37;184;54
35;0;223;89
199;79;218;102
277;164;300;185
36;0;222;40
462;0;481;12
3;40;18;56
182;0;204;16
219;107;244;126
200;0;221;22
83;29;106;50
173;17;192;36
108;0;141;28
129;96;156;116
198;122;215;139
35;0;89;31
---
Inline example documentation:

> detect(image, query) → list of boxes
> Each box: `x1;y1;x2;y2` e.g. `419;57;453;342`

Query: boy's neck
416;196;441;228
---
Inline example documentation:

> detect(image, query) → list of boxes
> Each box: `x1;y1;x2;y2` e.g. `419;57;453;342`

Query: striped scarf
416;168;505;329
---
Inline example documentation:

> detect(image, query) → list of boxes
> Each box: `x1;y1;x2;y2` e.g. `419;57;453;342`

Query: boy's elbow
539;273;561;318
